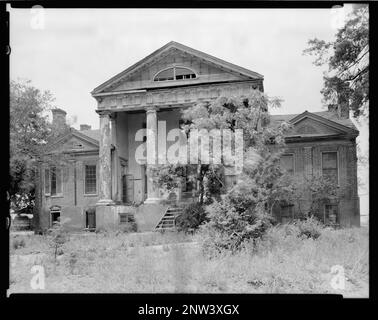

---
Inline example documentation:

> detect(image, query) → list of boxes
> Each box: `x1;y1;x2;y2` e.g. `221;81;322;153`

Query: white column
97;111;114;205
110;114;121;202
144;106;160;204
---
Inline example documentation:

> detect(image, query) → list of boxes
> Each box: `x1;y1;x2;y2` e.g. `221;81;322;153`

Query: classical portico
94;85;264;206
91;40;264;228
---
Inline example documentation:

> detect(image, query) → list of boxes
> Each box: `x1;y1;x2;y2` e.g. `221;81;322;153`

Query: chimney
328;92;350;119
80;124;91;131
337;94;350;119
333;82;350;119
51;108;67;129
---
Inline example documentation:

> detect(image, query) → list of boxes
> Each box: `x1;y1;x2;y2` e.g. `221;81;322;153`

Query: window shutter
44;168;50;195
56;167;62;195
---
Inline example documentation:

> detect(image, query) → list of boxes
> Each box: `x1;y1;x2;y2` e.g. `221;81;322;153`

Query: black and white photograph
6;3;369;300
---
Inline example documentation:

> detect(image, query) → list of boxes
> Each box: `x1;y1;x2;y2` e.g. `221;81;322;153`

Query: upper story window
85;164;97;195
44;166;63;196
322;151;338;184
280;154;294;175
153;67;196;82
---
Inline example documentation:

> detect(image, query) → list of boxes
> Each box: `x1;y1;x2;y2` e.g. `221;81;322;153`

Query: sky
8;6;369;214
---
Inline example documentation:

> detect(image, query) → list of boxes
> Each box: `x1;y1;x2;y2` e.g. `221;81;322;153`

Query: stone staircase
154;206;183;231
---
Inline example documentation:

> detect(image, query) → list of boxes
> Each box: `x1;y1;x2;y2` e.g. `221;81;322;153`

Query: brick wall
278;137;359;227
40;154;99;231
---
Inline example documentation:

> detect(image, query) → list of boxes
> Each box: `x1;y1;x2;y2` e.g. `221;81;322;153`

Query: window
122;174;127;204
85;165;97;194
175;67;196;80
44;167;63;196
119;213;128;224
182;166;197;193
280;154;294;175
50;209;60;227
324;204;339;225
322;152;338;184
280;204;294;223
154;67;196;82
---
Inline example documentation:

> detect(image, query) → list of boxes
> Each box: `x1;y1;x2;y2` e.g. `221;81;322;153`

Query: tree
155;90;286;205
155;90;293;248
303;4;369;118
9;79;68;212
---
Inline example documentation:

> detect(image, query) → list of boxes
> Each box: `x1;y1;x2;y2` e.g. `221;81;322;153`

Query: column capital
96;109;112;117
109;112;117;121
145;106;159;113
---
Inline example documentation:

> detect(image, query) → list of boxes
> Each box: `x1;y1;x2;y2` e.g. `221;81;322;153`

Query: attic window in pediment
154;67;196;82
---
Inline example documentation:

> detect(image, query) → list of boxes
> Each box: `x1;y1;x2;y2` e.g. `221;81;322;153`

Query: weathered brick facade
38;127;101;231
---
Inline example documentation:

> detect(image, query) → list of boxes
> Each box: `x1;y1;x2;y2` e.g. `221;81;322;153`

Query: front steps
155;206;183;231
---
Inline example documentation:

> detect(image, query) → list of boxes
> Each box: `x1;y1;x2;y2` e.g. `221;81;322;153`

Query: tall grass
9;226;368;296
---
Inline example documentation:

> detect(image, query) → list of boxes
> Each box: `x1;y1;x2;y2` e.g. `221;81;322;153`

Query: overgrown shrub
95;226;108;235
49;221;69;261
200;199;275;255
252;223;302;255
175;202;208;233
295;216;324;239
117;222;138;234
68;252;78;274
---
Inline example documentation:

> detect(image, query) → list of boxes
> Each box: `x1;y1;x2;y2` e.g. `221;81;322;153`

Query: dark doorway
122;174;134;204
50;210;60;227
122;174;127;203
142;165;147;201
86;208;96;230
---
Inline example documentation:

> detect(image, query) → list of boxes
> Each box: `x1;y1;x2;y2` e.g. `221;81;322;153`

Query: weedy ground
8;226;368;297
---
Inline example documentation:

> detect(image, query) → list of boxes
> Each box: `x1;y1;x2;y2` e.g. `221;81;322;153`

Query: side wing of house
39;130;100;231
273;111;360;227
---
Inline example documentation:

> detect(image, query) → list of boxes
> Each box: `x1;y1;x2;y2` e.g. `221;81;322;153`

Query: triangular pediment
45;130;99;154
291;118;342;136
92;41;263;94
287;111;358;137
